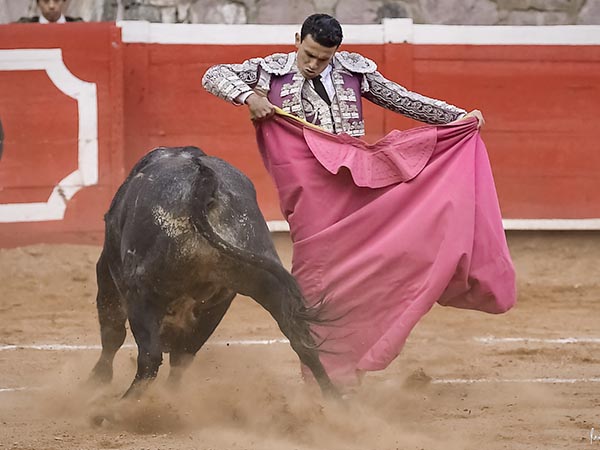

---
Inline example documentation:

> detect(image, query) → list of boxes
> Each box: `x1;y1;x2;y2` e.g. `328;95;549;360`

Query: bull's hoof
90;414;106;427
87;374;112;387
88;364;113;385
90;410;116;427
122;379;152;400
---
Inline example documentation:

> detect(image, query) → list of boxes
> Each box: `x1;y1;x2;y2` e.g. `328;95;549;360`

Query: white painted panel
0;49;98;223
119;19;600;46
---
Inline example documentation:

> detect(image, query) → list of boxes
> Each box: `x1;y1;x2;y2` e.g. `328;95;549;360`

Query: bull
90;146;338;399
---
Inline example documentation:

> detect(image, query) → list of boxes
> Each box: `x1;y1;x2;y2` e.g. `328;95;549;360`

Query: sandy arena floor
1;231;599;450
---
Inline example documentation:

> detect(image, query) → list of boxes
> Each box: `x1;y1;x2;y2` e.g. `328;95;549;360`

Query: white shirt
39;14;67;24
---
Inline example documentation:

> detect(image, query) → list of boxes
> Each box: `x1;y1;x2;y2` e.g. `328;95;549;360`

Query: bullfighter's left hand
459;109;485;129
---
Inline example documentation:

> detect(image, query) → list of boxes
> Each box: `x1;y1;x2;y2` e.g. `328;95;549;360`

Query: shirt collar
319;64;332;80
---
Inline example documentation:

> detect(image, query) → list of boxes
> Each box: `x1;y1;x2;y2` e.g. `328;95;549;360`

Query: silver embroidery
344;120;365;137
302;85;334;132
329;70;363;136
260;53;296;75
335;51;378;73
255;69;272;95
363;71;466;125
202;58;261;103
286;73;305;119
338;87;357;102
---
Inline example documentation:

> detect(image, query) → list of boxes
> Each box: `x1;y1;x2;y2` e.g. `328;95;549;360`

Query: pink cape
255;115;516;384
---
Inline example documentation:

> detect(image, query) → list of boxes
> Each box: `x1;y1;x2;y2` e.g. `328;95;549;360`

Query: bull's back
104;147;280;277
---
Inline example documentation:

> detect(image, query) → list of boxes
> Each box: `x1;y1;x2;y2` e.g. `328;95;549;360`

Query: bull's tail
190;164;329;352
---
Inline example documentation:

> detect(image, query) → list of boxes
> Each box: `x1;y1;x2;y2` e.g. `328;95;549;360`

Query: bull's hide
255;114;516;385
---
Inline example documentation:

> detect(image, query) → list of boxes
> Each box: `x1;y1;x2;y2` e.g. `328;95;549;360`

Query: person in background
17;0;82;23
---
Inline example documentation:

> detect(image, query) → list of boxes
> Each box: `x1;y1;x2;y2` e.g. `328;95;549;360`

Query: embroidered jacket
202;51;466;137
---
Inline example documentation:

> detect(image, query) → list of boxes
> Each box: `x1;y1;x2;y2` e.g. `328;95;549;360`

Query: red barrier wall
406;45;600;219
1;23;599;247
0;22;124;247
121;41;600;222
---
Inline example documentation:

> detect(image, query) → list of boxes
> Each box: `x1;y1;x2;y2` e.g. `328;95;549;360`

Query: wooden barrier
0;20;599;247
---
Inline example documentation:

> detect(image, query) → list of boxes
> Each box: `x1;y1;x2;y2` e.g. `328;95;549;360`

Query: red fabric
256;116;516;384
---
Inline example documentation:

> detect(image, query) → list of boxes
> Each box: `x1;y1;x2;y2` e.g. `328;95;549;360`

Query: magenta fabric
255;115;516;384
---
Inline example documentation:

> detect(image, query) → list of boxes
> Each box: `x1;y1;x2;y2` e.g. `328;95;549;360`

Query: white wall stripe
0;49;98;224
267;220;290;232
267;219;600;232
4;336;600;352
476;336;600;344
502;218;600;231
411;23;600;45
118;19;600;46
0;338;290;352
3;377;600;394
433;377;600;384
0;387;28;393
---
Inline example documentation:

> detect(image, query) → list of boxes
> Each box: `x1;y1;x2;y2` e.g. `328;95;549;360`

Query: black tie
312;75;331;105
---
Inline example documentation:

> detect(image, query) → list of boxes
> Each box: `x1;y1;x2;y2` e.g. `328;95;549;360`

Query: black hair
300;14;343;48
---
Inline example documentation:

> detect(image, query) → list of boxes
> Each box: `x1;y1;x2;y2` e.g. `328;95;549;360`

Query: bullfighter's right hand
246;93;276;121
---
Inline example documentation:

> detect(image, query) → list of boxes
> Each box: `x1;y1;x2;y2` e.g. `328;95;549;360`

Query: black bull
90;146;339;398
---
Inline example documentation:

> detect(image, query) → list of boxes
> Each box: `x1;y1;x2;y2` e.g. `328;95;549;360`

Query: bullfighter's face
294;33;337;80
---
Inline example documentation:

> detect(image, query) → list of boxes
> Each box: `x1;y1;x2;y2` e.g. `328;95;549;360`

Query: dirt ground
1;231;600;450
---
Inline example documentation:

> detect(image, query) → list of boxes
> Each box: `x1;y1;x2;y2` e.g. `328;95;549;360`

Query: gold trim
274;107;325;132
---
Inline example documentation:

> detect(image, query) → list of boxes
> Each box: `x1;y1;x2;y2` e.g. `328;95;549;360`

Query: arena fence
0;20;599;247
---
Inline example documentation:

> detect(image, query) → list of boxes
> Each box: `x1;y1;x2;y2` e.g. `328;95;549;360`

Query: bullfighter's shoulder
260;52;296;75
335;51;377;74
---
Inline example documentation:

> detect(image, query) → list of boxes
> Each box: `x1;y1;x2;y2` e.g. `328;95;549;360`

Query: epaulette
259;52;296;76
335;51;378;74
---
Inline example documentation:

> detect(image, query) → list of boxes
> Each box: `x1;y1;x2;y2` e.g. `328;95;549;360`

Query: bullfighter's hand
460;109;485;129
246;93;276;121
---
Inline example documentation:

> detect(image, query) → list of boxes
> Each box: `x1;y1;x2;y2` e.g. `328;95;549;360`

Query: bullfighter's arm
202;58;262;105
362;70;467;125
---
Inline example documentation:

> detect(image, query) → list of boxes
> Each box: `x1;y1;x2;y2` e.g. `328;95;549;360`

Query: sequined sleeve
202;58;262;104
362;71;466;125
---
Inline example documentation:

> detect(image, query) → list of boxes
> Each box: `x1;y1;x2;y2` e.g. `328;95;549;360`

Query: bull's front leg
123;299;164;398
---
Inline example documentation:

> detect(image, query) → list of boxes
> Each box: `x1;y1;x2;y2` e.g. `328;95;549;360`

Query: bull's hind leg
167;290;235;386
123;295;164;398
90;251;127;384
247;277;340;399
